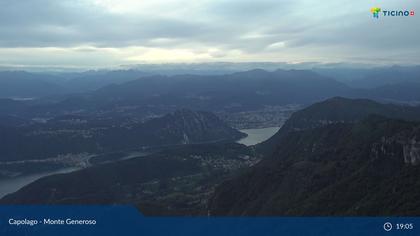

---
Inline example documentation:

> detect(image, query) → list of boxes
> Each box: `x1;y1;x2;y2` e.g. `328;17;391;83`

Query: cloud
0;0;419;67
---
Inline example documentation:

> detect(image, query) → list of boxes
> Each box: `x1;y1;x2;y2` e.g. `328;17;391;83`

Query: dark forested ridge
0;109;245;161
0;142;257;215
210;116;420;216
257;97;420;155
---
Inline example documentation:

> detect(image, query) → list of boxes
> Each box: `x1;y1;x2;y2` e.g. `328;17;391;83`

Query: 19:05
395;223;414;230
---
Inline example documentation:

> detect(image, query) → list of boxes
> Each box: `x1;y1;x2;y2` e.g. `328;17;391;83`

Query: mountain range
4;97;420;216
1;68;420;124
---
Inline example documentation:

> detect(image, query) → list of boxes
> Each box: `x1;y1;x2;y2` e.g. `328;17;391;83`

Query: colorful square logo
371;7;381;18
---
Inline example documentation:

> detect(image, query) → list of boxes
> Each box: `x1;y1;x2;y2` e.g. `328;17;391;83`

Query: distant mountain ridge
315;65;420;89
0;71;66;98
0;68;354;119
75;69;354;112
0;70;150;98
2;68;420;120
2;66;420;104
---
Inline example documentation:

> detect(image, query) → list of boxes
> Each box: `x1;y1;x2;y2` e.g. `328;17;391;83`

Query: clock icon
384;222;393;232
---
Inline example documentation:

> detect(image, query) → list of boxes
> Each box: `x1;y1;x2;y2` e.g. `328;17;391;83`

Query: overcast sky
0;0;419;69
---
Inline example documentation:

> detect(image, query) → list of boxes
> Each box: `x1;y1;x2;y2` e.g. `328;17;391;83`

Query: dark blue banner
0;206;418;236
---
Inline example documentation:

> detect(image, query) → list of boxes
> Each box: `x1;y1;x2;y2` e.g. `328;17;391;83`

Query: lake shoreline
236;126;280;146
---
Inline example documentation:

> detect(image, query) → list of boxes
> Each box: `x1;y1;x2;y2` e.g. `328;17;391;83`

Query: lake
0;167;80;198
0;151;150;198
236;127;280;146
0;134;274;199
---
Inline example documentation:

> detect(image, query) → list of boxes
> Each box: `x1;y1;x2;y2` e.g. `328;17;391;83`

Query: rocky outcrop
403;138;420;165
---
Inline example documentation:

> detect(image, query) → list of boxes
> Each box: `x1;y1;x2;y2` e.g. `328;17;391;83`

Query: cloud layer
0;0;419;68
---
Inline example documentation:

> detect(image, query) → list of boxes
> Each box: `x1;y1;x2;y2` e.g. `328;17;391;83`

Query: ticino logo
371;7;415;18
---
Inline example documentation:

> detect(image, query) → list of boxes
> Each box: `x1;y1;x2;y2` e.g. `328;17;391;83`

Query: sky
0;0;419;69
